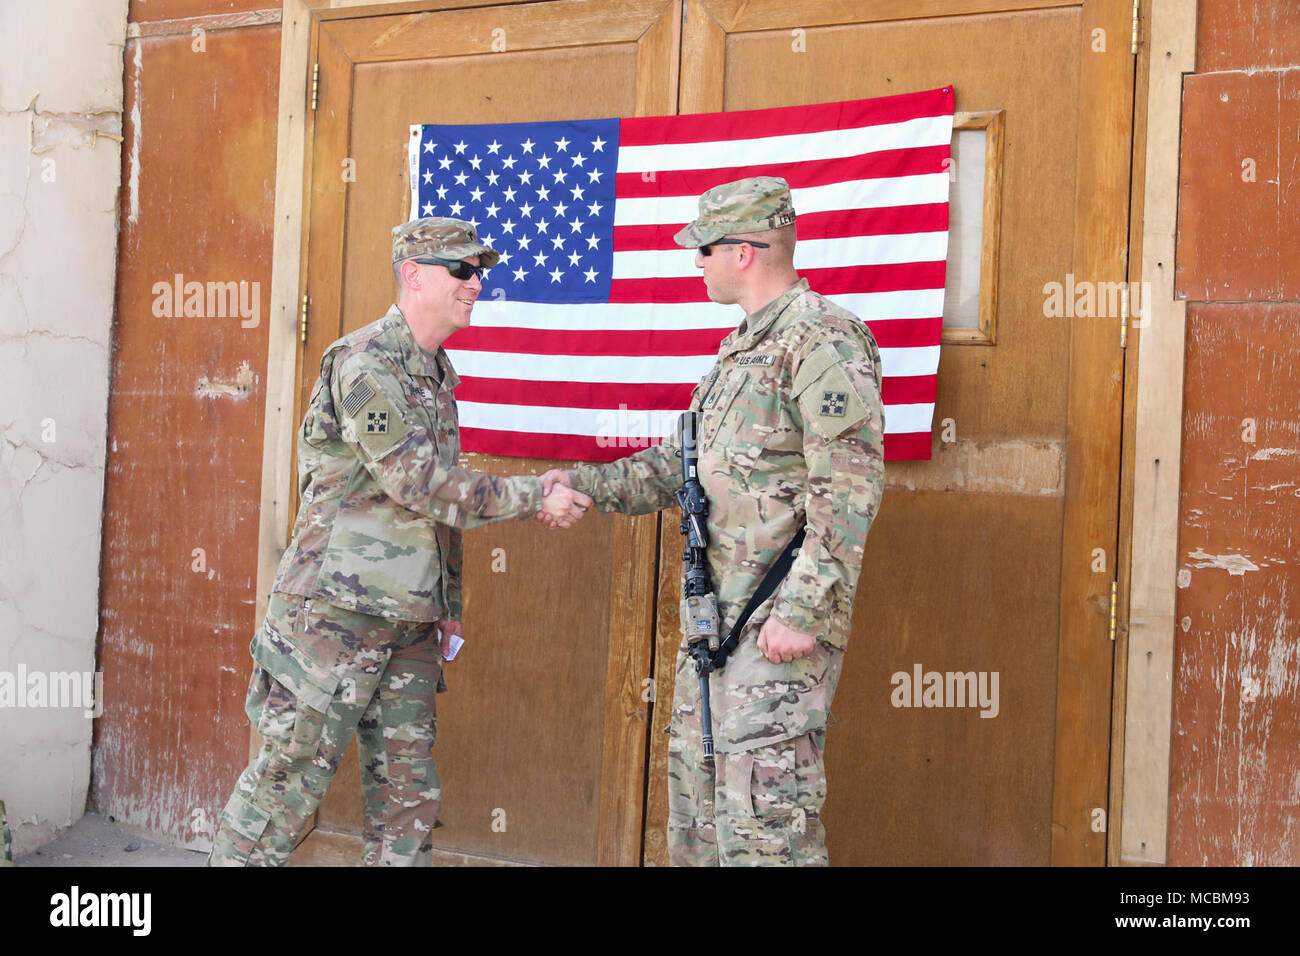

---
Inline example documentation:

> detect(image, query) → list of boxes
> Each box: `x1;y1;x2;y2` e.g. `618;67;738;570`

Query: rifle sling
710;527;807;670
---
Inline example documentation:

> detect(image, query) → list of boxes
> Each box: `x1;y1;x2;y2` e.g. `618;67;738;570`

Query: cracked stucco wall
0;0;130;855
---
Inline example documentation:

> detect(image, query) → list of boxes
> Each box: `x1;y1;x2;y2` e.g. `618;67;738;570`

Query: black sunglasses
411;256;484;281
698;238;771;256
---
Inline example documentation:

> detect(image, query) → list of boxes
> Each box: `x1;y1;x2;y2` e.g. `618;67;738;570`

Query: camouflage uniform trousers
207;592;444;867
665;630;840;867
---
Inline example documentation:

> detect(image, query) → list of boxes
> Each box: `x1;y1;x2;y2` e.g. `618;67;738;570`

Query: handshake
535;468;591;530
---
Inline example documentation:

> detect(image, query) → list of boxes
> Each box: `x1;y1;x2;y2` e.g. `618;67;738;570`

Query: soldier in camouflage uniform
208;218;590;866
545;177;885;866
1;800;12;866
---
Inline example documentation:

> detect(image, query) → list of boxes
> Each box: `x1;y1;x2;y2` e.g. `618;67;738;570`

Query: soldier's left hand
757;616;817;663
439;619;463;662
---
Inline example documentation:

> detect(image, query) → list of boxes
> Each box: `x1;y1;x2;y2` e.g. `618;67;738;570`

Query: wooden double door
282;0;1134;866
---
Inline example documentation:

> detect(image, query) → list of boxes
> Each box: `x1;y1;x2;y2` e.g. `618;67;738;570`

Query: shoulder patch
341;376;375;416
339;370;411;459
797;361;870;441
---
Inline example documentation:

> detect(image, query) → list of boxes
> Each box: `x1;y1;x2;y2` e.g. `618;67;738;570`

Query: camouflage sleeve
566;372;713;514
770;336;885;649
444;527;464;619
567;429;682;516
332;350;543;528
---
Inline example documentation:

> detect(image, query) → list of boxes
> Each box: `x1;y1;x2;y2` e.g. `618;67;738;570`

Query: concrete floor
14;812;207;867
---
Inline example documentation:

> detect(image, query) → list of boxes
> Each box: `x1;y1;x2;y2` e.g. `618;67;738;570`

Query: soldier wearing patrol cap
208;217;591;867
542;176;885;865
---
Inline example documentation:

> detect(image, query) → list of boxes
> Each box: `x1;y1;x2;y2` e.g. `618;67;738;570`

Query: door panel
291;0;680;866
642;0;1132;865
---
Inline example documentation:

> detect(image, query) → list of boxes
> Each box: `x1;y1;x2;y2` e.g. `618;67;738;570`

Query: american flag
408;86;954;462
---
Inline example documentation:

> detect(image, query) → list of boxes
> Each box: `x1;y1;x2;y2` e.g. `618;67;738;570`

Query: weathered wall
1169;0;1300;865
0;0;129;854
90;2;280;846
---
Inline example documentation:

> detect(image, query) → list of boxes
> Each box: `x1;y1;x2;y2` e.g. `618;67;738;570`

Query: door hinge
1109;580;1118;642
1120;283;1129;349
310;62;320;111
299;292;309;344
1131;0;1139;55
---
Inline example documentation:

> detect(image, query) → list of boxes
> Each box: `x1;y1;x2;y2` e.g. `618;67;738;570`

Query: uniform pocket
254;670;330;761
247;594;344;759
702;378;744;448
251;623;343;715
747;741;801;821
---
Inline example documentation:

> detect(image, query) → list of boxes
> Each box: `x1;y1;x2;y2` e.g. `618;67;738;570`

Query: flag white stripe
447;345;940;382
615;115;953;173
463;290;946;330
408;125;421;221
459;400;935;437
613;173;950;227
612;232;949;279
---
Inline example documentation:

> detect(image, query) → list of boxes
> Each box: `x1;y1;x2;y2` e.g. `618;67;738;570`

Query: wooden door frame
1109;0;1196;867
259;0;1198;866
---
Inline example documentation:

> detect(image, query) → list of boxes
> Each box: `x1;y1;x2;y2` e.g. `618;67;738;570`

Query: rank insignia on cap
366;410;389;433
821;391;848;417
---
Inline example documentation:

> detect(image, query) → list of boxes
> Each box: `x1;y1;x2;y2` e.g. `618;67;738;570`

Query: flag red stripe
456;371;937;409
613;204;950;251
618;88;955;148
461;427;934;462
461;427;663;462
882;432;933;461
868;317;942;349
881;373;937;405
450;317;937;356
613;146;950;199
609;262;946;303
457;376;695;409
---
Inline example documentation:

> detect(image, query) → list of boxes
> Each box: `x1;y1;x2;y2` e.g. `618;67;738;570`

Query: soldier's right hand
539;468;572;495
537;469;574;528
538;482;591;529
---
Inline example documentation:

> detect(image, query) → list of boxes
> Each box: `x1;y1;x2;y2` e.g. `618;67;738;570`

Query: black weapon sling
708;526;807;670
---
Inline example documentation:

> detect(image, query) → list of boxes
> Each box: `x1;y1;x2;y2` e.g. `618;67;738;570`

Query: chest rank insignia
821;391;848;417
366;410;389;433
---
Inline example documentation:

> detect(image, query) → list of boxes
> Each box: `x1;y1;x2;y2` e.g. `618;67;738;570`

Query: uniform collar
733;278;809;348
386;305;460;388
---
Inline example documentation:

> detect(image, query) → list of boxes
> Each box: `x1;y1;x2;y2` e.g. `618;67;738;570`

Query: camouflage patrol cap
391;216;499;268
673;176;797;248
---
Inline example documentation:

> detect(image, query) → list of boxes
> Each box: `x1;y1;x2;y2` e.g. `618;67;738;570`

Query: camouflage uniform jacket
273;305;543;622
570;279;885;750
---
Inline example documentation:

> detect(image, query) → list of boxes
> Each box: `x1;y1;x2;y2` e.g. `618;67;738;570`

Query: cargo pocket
249;630;343;762
209;792;272;867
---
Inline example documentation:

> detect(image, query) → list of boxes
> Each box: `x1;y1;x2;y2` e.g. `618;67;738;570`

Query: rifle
675;410;807;763
675;411;721;760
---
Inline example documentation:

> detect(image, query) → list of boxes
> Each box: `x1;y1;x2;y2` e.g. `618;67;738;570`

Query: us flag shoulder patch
341;377;375;416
